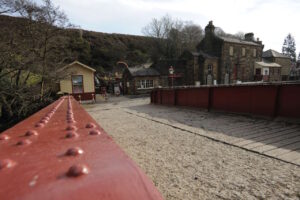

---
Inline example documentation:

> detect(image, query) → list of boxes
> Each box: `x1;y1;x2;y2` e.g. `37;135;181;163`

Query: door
72;75;84;94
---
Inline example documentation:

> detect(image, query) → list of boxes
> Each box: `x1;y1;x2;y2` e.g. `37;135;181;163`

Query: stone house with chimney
262;49;291;81
181;21;264;85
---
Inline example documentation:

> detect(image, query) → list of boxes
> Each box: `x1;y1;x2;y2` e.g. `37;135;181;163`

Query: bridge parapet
0;96;163;200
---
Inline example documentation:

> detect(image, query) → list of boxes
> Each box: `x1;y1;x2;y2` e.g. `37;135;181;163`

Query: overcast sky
51;0;300;54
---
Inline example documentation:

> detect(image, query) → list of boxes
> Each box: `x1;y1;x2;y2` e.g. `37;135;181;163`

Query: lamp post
169;66;174;88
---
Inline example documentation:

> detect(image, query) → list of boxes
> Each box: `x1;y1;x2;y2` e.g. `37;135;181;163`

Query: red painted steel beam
0;96;163;200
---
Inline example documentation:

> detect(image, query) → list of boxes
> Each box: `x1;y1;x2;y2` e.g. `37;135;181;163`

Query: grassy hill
0;14;157;73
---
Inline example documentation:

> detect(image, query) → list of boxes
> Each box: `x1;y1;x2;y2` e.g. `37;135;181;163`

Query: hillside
0;14;157;73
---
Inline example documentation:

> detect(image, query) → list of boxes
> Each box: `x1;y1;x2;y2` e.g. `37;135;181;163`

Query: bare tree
0;0;26;14
142;14;203;59
214;27;226;37
142;14;174;39
0;0;72;130
181;22;203;51
234;31;245;40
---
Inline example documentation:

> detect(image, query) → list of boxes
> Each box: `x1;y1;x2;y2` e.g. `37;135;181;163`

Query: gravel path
84;97;300;200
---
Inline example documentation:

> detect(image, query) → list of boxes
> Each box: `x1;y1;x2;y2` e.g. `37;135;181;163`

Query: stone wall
269;67;282;82
220;42;263;83
274;57;291;79
184;59;196;85
202;58;219;85
128;76;159;95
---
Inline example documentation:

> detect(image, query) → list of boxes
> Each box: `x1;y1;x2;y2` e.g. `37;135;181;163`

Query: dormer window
229;46;234;56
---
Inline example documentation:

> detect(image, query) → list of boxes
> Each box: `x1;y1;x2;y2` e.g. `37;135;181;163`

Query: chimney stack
244;33;254;41
205;21;215;36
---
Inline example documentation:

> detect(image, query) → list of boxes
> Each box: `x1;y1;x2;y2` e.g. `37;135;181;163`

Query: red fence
0;96;163;200
151;83;300;119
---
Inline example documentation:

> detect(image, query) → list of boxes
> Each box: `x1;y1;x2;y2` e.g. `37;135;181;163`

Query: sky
50;0;300;54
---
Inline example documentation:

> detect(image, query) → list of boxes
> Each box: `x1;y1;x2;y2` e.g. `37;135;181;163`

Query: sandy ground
84;96;300;200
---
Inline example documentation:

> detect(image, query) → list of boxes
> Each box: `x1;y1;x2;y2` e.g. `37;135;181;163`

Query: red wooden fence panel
0;96;163;200
176;88;210;108
249;85;278;117
156;90;162;104
278;84;300;118
152;83;300;119
212;86;252;114
161;90;175;105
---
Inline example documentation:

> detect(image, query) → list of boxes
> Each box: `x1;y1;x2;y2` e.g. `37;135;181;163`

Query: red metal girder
0;96;163;200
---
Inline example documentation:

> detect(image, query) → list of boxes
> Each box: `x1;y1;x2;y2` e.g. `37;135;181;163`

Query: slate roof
218;36;261;46
255;59;281;68
61;61;96;72
128;63;160;77
191;51;219;59
262;49;290;58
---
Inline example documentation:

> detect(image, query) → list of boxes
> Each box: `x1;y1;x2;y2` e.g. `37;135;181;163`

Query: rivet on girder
65;132;79;139
16;139;32;146
67;120;76;124
67;114;73;117
40;119;48;124
0;134;10;141
35;123;45;128
25;130;38;137
0;159;16;170
65;147;84;156
43;116;50;121
85;123;96;129
66;116;74;120
67;164;89;177
89;130;101;136
66;125;77;131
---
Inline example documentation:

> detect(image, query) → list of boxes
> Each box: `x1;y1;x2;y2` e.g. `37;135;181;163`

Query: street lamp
169;66;174;88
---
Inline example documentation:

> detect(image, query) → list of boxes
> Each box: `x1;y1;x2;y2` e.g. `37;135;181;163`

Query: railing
0;96;163;200
151;82;300;119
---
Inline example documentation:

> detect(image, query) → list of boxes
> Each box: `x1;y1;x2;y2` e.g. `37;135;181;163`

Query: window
208;64;213;73
72;75;83;94
263;68;269;75
253;49;257;57
137;80;154;89
255;68;261;75
242;48;246;56
229;46;234;56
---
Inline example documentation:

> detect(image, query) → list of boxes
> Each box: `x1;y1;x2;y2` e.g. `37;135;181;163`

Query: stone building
122;63;160;95
262;49;291;80
151;59;186;87
254;60;281;82
182;21;264;85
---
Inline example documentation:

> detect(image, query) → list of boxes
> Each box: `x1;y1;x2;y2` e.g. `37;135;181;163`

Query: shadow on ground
126;103;300;154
